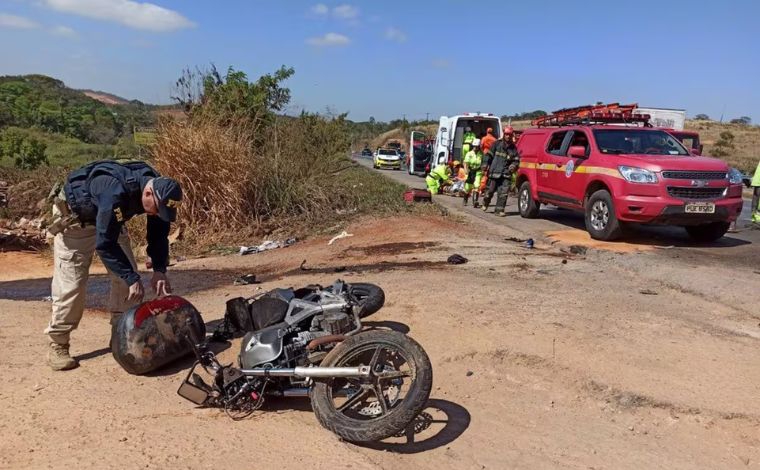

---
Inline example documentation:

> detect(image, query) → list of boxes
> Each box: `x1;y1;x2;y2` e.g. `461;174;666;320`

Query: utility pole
426;112;429;122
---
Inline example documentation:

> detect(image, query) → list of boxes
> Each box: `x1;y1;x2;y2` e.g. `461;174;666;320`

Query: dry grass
150;114;435;252
685;120;759;173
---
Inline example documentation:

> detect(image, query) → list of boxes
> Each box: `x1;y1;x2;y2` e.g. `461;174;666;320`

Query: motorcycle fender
239;325;284;368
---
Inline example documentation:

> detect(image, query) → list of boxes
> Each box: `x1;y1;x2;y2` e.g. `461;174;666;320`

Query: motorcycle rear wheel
309;330;432;442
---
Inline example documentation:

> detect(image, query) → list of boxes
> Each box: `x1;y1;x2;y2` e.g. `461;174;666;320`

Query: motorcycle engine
314;311;354;335
279;311;354;369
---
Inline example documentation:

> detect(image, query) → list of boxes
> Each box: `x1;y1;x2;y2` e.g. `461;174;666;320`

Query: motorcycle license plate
684;202;715;214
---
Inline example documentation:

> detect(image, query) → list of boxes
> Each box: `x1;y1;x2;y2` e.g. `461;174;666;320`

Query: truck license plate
685;202;715;214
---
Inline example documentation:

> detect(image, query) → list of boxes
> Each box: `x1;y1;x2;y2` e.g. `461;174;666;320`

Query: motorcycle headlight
727;167;743;185
618;166;658;184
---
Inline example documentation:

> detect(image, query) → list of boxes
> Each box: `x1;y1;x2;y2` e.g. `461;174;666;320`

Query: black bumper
650;205;733;226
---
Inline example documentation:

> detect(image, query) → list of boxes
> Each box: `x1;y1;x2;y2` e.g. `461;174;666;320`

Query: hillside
80;90;131;106
685;120;759;173
0;74;155;145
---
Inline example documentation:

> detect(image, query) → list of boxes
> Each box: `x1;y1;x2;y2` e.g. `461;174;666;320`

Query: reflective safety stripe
520;161;623;179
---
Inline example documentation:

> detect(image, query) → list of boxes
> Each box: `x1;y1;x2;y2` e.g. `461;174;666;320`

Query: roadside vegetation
150;65;437;251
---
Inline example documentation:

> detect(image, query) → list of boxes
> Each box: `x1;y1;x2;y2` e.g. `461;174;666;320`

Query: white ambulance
433;113;502;166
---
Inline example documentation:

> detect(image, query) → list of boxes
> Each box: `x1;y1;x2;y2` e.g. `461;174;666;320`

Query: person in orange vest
481;127;497;154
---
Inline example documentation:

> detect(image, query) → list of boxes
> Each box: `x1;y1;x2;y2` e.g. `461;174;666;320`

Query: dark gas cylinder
110;295;205;375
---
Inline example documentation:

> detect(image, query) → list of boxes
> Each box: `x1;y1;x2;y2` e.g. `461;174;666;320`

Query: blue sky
0;0;758;122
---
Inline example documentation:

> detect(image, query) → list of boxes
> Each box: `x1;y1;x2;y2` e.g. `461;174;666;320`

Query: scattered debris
328;231;353;245
447;254;468;265
233;274;259;285
561;259;568;265
639;289;659;295
466;370;474;377
655;245;676;250
523;238;535;249
505;236;526;243
333;266;347;273
41;296;52;302
300;259;311;271
403;188;432;203
568;245;587;255
240;237;296;255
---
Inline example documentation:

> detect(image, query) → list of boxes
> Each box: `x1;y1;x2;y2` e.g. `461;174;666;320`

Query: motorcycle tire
309;330;433;442
348;283;385;318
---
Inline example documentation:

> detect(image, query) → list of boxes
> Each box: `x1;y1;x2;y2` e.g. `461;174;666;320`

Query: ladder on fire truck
531;102;651;127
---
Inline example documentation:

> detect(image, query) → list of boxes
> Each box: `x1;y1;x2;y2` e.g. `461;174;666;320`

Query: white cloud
431;59;450;69
0;13;40;29
384;27;406;43
311;3;328;15
43;0;195;32
306;32;350;47
332;4;358;19
50;25;78;38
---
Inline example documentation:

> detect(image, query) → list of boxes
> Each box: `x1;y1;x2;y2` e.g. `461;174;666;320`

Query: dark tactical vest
64;160;160;224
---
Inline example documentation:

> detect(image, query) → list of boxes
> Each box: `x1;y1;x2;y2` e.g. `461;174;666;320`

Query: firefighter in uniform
462;126;476;159
480;127;497;154
426;161;458;195
463;139;483;207
481;127;519;216
45;160;182;371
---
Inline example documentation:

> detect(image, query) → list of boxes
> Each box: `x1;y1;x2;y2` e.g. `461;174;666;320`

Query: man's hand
128;280;145;303
151;271;172;297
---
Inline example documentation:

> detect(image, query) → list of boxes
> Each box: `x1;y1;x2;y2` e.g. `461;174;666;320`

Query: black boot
472;193;480;208
463;193;469;206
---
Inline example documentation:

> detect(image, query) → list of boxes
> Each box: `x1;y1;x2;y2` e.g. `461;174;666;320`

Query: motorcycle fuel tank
239;325;285;368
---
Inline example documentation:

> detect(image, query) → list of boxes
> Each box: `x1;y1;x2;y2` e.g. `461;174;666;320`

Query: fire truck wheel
518;181;540;218
585;189;623;241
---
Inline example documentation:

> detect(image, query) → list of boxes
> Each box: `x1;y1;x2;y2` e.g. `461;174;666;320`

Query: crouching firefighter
426;161;456;195
481;127;519;216
44;160;183;371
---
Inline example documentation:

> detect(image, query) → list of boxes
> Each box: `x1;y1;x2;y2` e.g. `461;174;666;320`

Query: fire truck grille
667;187;725;200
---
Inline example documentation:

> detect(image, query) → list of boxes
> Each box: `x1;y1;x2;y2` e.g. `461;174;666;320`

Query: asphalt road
354;154;760;269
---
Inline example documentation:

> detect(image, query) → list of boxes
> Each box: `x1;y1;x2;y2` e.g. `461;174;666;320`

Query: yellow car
373;148;401;170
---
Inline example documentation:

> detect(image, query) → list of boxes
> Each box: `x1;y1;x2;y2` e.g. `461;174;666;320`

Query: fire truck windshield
593;129;690;156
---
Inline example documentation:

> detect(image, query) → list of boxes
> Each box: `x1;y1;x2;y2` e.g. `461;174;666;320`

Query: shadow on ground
0;268;244;306
359;399;471;453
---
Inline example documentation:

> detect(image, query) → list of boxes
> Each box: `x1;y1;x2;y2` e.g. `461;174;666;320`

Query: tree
710;131;735;157
0;128;48;170
729;116;751;125
694;113;710;120
501;110;547;121
172;65;294;127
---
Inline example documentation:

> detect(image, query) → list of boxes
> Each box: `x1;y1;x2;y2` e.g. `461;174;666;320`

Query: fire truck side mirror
568;145;587;159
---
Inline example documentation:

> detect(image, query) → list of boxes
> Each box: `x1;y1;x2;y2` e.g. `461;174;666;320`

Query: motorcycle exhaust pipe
281;388;351;398
240;366;370;378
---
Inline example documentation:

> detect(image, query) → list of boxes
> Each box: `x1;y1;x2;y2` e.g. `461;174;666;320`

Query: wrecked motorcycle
177;280;433;442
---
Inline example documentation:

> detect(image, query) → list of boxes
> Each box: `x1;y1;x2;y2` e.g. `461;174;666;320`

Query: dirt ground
1;213;759;469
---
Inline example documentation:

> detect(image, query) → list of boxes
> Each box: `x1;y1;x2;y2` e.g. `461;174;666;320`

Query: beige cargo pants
45;205;139;345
